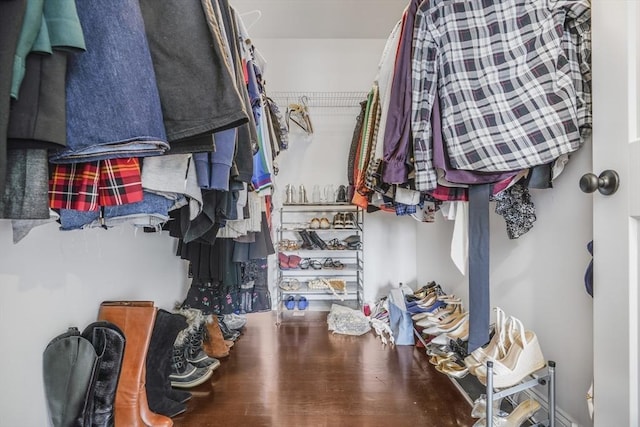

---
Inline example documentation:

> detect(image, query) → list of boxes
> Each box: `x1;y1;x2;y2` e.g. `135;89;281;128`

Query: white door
591;1;640;425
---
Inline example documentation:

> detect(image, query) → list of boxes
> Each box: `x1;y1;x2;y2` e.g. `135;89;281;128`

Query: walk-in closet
2;0;634;426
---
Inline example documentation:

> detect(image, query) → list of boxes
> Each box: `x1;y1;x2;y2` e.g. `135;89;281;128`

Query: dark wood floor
172;311;475;427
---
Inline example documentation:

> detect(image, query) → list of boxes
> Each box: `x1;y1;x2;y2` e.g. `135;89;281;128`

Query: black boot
298;229;315;249
145;309;189;418
43;327;98;427
308;230;328;249
81;321;126;427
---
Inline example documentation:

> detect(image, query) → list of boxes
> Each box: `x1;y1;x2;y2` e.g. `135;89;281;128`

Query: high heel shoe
464;307;510;369
470;394;507;419
472;398;541;427
434;360;469;379
422;311;469;335
430;317;469;345
474;317;546;389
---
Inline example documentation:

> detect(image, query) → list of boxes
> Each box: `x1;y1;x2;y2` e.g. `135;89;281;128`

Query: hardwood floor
172;311;475;427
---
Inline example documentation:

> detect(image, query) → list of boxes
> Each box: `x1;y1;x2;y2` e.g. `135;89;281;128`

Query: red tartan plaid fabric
49;158;143;211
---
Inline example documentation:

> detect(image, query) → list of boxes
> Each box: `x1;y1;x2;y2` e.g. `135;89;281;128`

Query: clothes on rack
350;0;591;236
348;0;591;352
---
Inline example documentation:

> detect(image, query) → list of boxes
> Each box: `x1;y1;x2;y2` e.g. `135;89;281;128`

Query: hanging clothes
0;0;27;196
137;0;247;151
411;0;591;192
50;0;169;163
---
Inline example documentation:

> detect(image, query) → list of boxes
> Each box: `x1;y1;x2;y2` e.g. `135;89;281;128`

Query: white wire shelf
266;91;368;108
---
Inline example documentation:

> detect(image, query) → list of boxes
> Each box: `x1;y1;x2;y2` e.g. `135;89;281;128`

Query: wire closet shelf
267;91;368;109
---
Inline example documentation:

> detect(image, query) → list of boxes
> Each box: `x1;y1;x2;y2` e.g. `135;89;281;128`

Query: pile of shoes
42;301;247;427
408;282;471;379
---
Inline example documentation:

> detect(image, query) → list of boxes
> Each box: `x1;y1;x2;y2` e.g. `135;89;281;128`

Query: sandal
278;278;300;291
326;238;347;250
299;258;311;270
322;258;344;269
309;259;322;270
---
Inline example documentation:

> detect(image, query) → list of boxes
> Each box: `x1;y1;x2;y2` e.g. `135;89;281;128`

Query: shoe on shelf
343;212;356;228
332;213;345;229
319;217;331;229
288;254;302;269
298;230;315;249
309;218;320;229
278;252;290;269
470;394;508;419
308;230;328;249
285;296;296;310
297;296;308;310
336;185;347;203
472;398;541;427
464;307;511;369
434;360;469;379
473;317;546;389
430;316;469;345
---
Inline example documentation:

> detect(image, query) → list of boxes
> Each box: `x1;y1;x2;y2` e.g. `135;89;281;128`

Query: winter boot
175;307;219;369
43;327;98;427
98;301;172;427
202;315;230;359
217;315;241;341
169;342;213;389
145;309;188;418
81;321;126;427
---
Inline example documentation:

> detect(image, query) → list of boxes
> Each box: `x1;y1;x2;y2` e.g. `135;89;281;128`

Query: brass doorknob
579;170;620;195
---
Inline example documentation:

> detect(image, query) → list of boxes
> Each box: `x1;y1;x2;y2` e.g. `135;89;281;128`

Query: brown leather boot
202;315;230;358
98;301;173;427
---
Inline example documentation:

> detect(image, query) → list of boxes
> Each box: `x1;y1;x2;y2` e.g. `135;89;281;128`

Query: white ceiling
231;0;408;39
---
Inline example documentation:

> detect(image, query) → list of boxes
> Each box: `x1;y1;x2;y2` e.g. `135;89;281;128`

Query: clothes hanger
240;10;262;32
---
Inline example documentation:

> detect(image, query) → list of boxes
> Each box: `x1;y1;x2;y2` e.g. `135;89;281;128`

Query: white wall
260;38;420;305
0;221;190;426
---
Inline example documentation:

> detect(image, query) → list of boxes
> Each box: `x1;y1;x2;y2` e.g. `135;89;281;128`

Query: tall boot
308;230;328;249
145;309;188;418
202;315;229;359
97;301;172;427
81;321;126;427
43;327;98;427
297;229;315;249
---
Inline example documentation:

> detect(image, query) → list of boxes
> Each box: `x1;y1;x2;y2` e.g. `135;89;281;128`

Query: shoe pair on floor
285;295;308;310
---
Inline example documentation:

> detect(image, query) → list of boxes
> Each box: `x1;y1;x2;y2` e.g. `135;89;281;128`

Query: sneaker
223;313;247;330
333;213;345;229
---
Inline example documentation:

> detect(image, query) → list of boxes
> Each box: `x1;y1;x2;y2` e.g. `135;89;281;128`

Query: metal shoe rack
485;361;557;427
413;328;557;427
275;203;364;324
